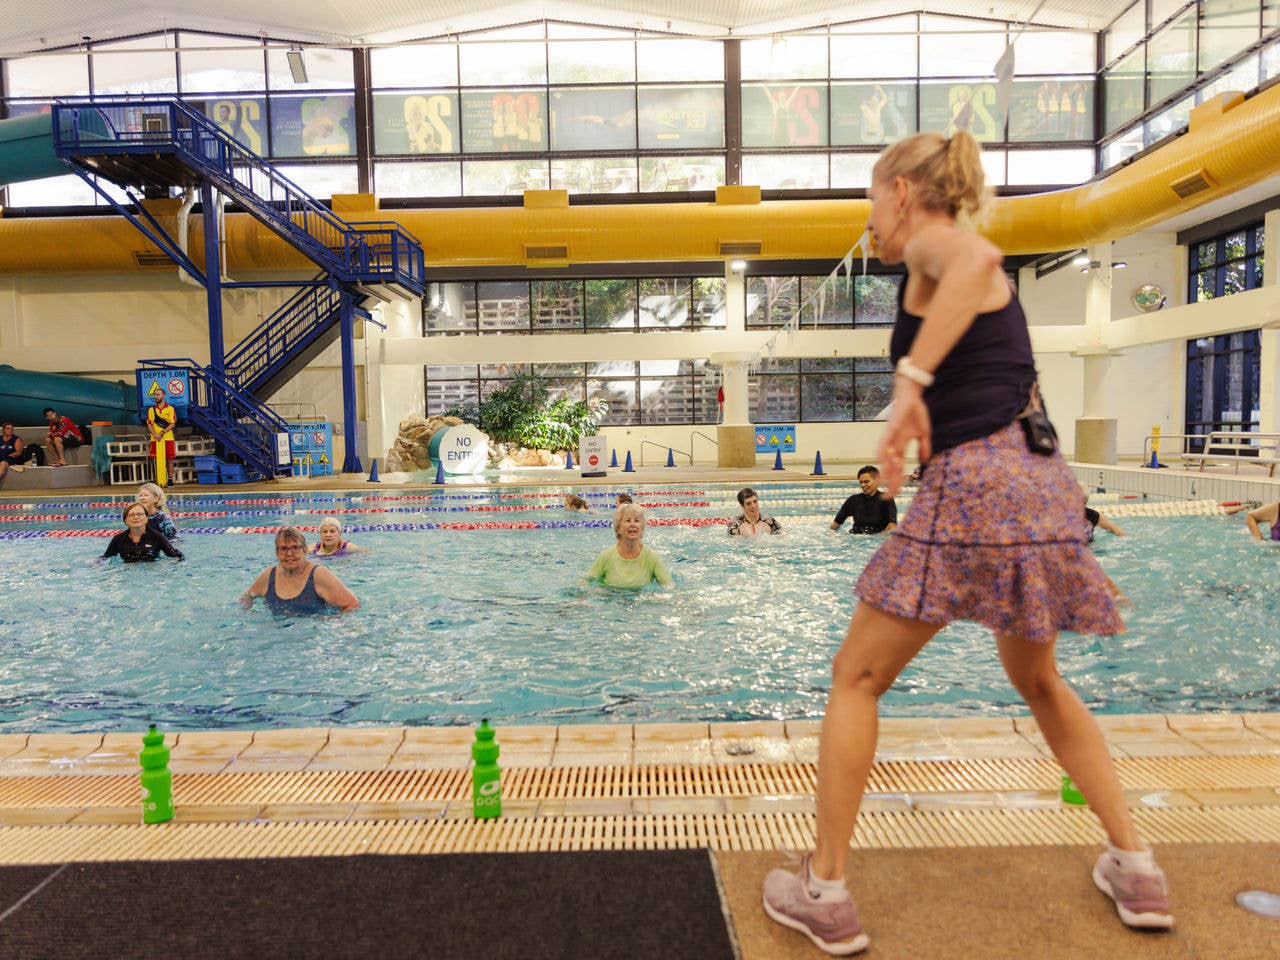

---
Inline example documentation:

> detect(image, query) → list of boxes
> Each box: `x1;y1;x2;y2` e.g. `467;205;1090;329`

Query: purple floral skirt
855;421;1124;643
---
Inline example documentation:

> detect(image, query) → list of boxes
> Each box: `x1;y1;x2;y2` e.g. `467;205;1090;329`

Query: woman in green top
586;503;673;588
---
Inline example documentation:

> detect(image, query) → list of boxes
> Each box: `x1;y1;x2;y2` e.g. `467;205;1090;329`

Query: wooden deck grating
2;805;1280;864
1;755;1277;811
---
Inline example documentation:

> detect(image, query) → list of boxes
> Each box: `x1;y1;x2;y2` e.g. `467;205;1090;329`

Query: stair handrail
137;357;291;433
224;277;342;383
51;97;424;290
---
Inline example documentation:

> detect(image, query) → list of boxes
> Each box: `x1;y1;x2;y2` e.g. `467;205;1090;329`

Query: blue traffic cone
434;461;445;484
367;458;380;482
1146;449;1167;469
565;449;574;469
623;451;635;473
773;449;784;470
810;450;826;476
610;449;618;468
665;448;675;467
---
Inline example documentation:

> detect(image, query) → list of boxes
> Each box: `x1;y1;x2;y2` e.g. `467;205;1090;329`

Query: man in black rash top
101;502;184;563
831;465;897;534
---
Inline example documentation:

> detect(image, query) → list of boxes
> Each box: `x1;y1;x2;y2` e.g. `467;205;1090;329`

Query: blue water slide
0;109;111;186
0;365;139;426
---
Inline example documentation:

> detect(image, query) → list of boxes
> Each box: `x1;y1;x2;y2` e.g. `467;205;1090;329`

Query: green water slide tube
0;365;139;426
0;108;113;187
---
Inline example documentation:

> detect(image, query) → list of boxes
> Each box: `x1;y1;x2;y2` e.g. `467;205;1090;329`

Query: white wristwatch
895;356;935;388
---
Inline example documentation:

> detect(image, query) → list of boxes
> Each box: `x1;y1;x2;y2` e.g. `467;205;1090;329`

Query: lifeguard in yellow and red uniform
147;389;177;486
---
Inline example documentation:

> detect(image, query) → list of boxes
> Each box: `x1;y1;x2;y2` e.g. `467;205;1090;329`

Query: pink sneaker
1092;849;1174;929
762;854;869;956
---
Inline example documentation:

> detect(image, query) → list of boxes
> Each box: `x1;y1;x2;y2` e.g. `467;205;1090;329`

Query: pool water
0;483;1275;733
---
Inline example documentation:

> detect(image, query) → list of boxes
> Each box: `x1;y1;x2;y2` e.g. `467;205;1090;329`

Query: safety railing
50;98;425;294
225;277;343;393
639;439;692;466
137;358;292;478
1141;433;1208;465
690;430;718;463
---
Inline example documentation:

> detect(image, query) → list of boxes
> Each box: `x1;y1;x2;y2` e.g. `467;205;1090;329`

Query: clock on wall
1133;284;1166;312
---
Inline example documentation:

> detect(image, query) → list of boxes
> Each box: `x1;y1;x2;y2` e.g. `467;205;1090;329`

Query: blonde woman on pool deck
585;503;672;588
762;130;1172;956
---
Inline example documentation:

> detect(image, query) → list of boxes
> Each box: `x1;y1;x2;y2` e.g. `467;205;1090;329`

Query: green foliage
444;373;605;451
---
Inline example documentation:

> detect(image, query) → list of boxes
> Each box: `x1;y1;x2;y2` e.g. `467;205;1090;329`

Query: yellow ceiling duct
1;87;1278;275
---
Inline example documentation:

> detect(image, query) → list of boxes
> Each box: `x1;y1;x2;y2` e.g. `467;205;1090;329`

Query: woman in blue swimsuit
241;527;360;615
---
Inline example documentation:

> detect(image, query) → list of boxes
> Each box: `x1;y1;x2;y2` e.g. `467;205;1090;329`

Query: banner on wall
270;95;356;157
637;86;725;149
196;98;268;154
461;89;548;152
830;83;917;146
549;87;636;151
918;82;1002;141
741;84;828;148
372;92;459;154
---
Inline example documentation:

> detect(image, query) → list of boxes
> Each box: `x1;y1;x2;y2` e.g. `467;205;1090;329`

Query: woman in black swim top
102;502;184;563
241;526;359;615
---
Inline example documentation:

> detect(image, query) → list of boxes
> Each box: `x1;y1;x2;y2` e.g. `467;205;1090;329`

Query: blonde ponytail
872;130;990;225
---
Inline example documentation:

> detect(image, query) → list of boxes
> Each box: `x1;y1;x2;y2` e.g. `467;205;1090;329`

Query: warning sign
754;425;796;453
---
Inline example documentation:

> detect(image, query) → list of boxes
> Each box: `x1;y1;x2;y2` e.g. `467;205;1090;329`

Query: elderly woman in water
585;502;672;588
309;516;362;557
243;526;359;615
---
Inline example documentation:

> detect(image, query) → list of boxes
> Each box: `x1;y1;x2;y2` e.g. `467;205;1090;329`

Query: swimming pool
0;482;1275;733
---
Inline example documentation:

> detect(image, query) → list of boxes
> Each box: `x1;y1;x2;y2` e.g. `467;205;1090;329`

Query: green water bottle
1060;774;1086;806
471;719;502;820
139;724;175;824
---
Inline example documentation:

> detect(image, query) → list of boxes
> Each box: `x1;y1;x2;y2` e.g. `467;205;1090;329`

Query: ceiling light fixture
729;259;747;273
1079;260;1128;274
286;46;308;84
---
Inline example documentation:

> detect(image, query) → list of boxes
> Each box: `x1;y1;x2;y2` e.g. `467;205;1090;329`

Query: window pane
471;281;530;332
830;33;917;78
1146;12;1197;106
1150;0;1194;28
370;44;458;88
637;155;724;191
549;157;633;193
855;370;894;420
981;150;1007;187
830;82;916;146
1006;148;1095;185
590;360;637;376
179;35;265;93
1199;54;1260;102
749;375;799;423
801;373;854;421
93;36;177;95
641;377;695;424
918;31;1008;78
1011;31;1096;73
462;158;549;195
270;94;356;157
585;280;637;329
830;153;878;188
531;280;583;332
548;39;634;83
5;53;89;97
373;92;459;154
459;41;547;85
1200;0;1262;72
266;47;354;91
5;174;97;207
746;277;800;328
855;275;902;326
1103;47;1145;134
919;81;1004;141
638;278;692;329
741;84;828;147
587;380;639;425
636;40;725;82
1101;125;1144;168
1105;3;1146;66
1265;38;1280;81
1146;96;1193;143
637;86;725;149
427;378;477;416
801;275;853;327
424;284;474;333
375;160;462;198
549;87;636;150
270;164;358;198
194;97;268;154
740;34;828;80
693;278;727;328
461;89;548;152
533;362;586;378
1008;79;1093;142
740;154;828;189
427;364;478;379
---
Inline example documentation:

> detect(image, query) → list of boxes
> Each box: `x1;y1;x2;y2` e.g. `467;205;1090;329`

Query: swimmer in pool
564;494;591;512
310;516;360;556
615;493;633;506
585;503;672;588
243;526;360;615
1239;501;1280;541
102;502;184;563
136;482;178;542
727;487;782;536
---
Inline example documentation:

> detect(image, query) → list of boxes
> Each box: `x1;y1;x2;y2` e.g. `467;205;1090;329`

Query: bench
1180;431;1280;478
0;424;96;491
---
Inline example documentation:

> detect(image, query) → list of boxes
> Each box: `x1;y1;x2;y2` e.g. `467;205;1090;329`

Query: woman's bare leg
811;602;942;880
996;631;1140;850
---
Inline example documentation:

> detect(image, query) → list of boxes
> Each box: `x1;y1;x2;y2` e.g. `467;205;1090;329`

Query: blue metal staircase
51;99;425;294
50;97;423;476
136;359;292;479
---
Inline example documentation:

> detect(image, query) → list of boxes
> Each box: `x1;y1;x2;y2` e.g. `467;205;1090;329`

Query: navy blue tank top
0;434;17;459
266;565;331;616
889;272;1037;454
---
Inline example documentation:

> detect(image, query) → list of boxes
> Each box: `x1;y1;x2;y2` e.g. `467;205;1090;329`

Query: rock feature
384;415;569;472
